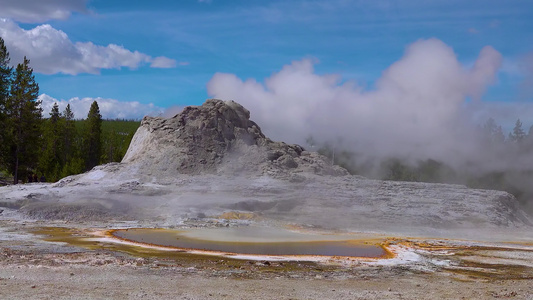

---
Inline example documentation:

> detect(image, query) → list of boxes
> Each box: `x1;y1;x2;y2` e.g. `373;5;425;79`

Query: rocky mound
122;99;348;179
1;99;532;239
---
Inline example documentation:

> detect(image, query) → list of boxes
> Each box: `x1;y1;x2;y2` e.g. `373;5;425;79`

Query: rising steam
206;38;508;170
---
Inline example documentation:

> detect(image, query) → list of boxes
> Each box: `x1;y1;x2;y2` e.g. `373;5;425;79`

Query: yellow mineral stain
217;211;262;220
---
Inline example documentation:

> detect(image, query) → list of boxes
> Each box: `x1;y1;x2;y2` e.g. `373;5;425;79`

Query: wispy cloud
39;94;164;120
150;56;178;68
0;19;177;74
0;0;89;23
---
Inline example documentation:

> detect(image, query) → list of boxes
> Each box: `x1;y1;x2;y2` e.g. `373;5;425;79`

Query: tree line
309;117;533;213
0;37;138;184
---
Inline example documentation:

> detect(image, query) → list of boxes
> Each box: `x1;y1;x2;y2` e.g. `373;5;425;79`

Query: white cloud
150;56;178;68
0;19;177;74
38;94;164;120
207;38;509;167
0;0;88;23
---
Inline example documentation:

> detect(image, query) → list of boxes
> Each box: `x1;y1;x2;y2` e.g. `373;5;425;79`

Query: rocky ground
1;210;533;299
1;259;532;300
1;173;531;241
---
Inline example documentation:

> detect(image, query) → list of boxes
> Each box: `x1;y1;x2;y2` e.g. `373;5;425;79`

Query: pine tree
39;103;65;181
62;104;75;162
482;118;505;145
59;103;84;177
509;119;526;143
494;125;505;144
525;125;533;150
5;57;42;183
0;37;13;169
84;101;102;171
483;118;497;136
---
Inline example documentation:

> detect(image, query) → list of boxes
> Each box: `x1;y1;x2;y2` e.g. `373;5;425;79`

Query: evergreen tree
62;104;76;162
84;101;102;171
39;103;65;181
50;102;61;121
483;118;497;136
524;125;533;150
494;125;505;144
509;119;526;143
60;103;84;177
0;37;13;169
482;118;505;145
5;57;42;183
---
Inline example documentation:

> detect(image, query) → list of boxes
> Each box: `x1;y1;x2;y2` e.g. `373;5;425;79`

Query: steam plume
207;38;505;169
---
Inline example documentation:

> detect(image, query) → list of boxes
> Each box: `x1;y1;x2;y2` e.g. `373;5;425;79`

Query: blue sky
0;0;532;128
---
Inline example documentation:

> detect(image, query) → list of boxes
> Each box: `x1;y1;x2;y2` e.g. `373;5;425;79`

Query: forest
0;37;139;185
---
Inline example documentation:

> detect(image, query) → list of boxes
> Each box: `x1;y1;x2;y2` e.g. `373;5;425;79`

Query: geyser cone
121;99;348;179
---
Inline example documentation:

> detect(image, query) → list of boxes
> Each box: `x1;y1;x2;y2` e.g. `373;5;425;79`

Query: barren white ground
1;169;533;299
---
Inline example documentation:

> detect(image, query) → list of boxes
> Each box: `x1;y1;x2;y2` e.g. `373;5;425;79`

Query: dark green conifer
5;57;42;183
0;37;13;169
39;103;65;181
84;101;102;171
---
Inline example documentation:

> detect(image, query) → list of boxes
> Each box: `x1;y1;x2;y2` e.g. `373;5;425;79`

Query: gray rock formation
0;99;532;241
122;99;347;179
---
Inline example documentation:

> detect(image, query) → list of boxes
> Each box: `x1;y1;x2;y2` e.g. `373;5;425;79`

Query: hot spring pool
111;227;387;258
